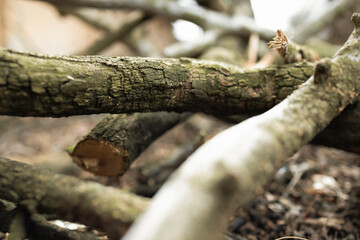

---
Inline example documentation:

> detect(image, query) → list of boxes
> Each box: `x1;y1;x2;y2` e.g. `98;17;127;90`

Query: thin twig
164;29;223;58
57;6;114;32
76;11;148;55
30;0;275;40
295;0;359;43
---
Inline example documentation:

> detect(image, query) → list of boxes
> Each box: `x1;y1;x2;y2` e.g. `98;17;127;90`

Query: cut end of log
71;139;130;176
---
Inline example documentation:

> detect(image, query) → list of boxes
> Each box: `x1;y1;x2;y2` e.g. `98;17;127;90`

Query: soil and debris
0;114;359;239
227;145;360;240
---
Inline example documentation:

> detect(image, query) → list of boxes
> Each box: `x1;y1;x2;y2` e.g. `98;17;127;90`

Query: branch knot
351;13;360;28
314;58;332;84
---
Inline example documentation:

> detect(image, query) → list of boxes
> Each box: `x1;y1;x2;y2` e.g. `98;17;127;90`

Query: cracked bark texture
2;49;360;153
0;49;314;116
71;112;190;176
123;13;360;240
0;158;149;239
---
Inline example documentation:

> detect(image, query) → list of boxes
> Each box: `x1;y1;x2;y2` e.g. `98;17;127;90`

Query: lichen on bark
0;48;314;116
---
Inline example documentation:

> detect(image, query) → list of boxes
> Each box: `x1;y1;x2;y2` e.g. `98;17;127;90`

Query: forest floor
0;114;359;240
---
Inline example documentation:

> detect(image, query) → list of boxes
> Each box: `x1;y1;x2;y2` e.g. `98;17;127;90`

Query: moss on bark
0;49;314;116
72;112;189;176
0;158;149;239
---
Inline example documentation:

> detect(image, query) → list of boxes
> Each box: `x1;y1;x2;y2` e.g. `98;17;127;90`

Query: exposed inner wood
72;138;129;176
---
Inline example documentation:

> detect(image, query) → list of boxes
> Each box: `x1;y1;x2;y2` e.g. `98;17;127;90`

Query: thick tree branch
0;49;313;116
294;0;359;43
30;0;275;40
2;47;360;152
0;158;149;239
71;112;190;176
123;13;360;240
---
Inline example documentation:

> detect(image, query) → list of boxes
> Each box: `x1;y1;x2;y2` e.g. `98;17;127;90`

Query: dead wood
0;49;314;117
71;112;189;176
122;13;360;240
0;158;149;239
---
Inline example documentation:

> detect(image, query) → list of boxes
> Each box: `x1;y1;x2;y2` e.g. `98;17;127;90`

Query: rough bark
0;49;314;116
123;13;360;240
0;158;149;239
0;200;15;237
71;112;189;176
127;113;232;197
2;48;360;153
312;101;360;152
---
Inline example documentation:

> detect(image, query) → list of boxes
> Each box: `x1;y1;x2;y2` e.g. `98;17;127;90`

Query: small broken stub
268;29;288;57
314;58;332;84
351;13;360;28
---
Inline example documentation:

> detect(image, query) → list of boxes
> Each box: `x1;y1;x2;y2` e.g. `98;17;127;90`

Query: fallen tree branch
127;113;232;197
71;112;190;176
312;102;360;153
294;0;359;43
30;0;275;40
0;199;103;240
30;214;105;240
2;48;360;154
0;158;149;239
223;101;360;154
164;30;223;58
123;13;360;240
0;49;313;116
76;11;149;55
57;7;115;32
